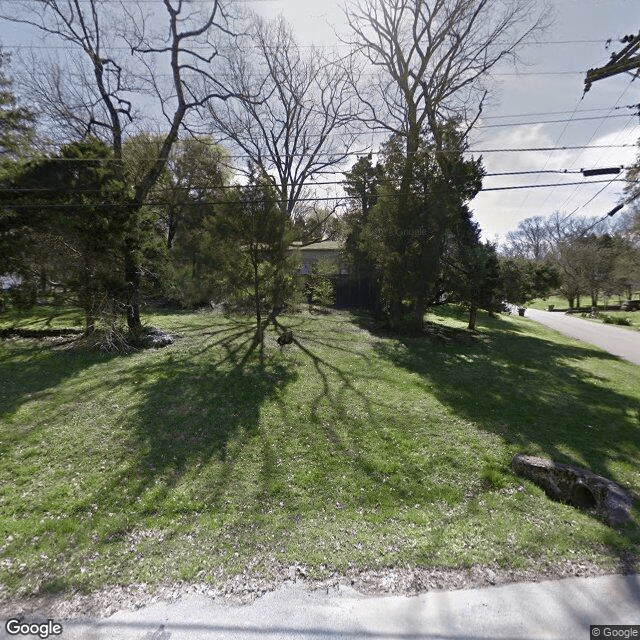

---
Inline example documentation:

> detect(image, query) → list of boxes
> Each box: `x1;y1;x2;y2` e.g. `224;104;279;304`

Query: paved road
524;308;640;365
2;574;639;640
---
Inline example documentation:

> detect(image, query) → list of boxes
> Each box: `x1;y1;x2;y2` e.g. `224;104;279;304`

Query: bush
9;283;37;310
602;315;631;326
304;263;335;313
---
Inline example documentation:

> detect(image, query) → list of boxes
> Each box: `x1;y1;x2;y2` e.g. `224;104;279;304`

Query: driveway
524;308;640;365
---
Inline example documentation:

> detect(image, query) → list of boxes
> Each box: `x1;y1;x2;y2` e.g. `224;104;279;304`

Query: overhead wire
6;143;637;163
556;116;638;225
552;79;637;222
0;168;628;194
513;95;584;215
1;178;633;209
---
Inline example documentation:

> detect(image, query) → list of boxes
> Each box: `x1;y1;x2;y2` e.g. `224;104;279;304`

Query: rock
510;454;633;526
277;329;294;347
137;329;175;349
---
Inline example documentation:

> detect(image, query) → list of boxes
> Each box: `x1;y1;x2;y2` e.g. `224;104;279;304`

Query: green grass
0;305;84;331
526;295;570;311
527;297;640;331
1;305;639;598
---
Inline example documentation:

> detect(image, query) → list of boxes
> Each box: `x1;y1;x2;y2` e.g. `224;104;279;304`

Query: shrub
602;315;631;326
9;282;37;310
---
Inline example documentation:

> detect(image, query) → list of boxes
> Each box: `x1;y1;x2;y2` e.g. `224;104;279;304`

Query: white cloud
472;121;640;242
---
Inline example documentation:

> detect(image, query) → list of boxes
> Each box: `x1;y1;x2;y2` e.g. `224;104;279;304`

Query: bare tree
503;216;550;261
343;0;549;158
1;0;237;332
206;14;361;234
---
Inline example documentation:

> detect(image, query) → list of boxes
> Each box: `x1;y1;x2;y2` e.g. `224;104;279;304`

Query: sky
251;0;640;243
1;0;638;243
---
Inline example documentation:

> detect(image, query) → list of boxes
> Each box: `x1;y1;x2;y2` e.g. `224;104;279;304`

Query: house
290;240;349;276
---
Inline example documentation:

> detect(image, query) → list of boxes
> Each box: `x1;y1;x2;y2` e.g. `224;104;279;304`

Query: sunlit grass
0;305;638;598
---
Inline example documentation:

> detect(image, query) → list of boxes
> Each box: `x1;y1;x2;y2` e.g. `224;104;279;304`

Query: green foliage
443;207;501;329
0;51;34;163
498;258;560;306
603;315;632;326
212;169;298;341
123;135;232;305
304;261;335;312
2;138;129;330
357;128;484;330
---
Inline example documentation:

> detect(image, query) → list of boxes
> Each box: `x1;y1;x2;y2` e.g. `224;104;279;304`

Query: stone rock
138;329;175;349
510;454;633;526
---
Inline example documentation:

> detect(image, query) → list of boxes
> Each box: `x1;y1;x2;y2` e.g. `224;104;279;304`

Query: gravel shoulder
1;555;637;620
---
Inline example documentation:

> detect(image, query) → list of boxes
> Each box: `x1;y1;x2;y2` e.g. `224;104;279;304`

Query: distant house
289;240;379;310
0;274;22;290
290;241;349;276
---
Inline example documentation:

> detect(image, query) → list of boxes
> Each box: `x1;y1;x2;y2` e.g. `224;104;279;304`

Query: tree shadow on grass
0;341;121;444
268;316;441;513
76;319;299;538
2;317;304;597
367;314;640;490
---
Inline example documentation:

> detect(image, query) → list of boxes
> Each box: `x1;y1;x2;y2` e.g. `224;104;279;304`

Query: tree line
501;207;640;309
0;0;606;346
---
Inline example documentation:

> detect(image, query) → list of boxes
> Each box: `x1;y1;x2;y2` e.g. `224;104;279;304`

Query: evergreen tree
3;138;128;332
0;51;34;164
213;169;297;349
359;128;484;332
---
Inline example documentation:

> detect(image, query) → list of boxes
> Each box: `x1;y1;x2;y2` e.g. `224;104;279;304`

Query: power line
475;114;632;129
7;143;637;164
481;104;640;120
0;168;627;194
552;79;636;220
1;178;632;208
0;36;614;46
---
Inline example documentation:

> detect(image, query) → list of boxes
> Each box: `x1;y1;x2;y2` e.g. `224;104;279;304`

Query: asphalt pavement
2;573;639;640
524;308;640;365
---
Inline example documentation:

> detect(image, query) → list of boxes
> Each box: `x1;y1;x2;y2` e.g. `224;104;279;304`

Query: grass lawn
0;305;639;600
527;297;640;331
526;295;569;311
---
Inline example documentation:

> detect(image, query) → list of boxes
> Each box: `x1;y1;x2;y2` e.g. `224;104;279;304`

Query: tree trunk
84;310;96;336
254;261;263;346
468;306;478;331
124;243;142;335
412;297;426;333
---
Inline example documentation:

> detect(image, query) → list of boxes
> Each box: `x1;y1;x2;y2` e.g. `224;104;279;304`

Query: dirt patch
1;554;637;620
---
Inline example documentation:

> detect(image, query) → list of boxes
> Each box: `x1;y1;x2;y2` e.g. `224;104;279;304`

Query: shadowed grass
0;306;638;599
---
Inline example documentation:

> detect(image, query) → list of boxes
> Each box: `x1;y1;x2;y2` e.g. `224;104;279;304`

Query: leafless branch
342;0;551;153
206;14;365;227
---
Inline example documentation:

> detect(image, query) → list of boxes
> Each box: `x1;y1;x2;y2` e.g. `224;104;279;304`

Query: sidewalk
3;573;639;640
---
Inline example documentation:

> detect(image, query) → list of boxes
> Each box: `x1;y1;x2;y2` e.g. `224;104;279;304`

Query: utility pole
584;32;640;94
